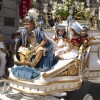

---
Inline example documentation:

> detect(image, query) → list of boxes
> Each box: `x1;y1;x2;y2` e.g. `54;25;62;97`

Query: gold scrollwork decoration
82;59;88;71
54;69;68;77
54;64;79;77
67;65;79;76
89;36;100;40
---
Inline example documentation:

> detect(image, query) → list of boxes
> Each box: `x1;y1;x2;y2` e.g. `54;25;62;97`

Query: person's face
81;29;87;36
58;29;65;36
23;22;34;32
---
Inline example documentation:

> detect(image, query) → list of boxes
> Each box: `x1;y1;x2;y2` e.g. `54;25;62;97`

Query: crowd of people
0;13;90;80
0;31;22;78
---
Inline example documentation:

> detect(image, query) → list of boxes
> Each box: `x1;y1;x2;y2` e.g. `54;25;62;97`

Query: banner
19;0;30;19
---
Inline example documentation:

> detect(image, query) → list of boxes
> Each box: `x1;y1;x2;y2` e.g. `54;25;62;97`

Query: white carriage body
0;32;100;100
8;58;82;95
82;37;100;82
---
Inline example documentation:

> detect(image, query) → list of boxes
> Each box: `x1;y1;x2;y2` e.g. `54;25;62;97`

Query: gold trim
11;82;82;96
54;60;81;77
67;65;79;76
54;65;79;77
89;36;100;41
89;70;100;72
42;60;78;78
8;77;81;86
88;75;100;79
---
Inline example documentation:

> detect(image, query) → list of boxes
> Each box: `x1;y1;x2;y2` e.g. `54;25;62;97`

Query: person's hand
58;45;64;48
20;61;26;65
34;45;40;51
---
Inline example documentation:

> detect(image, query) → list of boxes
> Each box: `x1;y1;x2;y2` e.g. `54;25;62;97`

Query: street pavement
0;29;100;100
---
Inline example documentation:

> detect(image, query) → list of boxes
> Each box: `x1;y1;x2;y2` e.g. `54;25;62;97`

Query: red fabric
53;35;59;42
82;38;89;43
19;0;30;19
71;38;81;47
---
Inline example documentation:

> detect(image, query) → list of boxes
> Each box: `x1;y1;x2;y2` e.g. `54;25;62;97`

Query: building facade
0;0;99;36
0;0;19;35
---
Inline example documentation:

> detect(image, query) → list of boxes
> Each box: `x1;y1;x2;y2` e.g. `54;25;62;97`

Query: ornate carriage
0;33;99;100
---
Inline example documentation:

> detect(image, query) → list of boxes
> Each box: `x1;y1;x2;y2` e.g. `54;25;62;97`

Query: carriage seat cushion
11;65;40;80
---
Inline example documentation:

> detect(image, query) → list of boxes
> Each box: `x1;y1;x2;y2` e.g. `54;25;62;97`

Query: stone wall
0;0;19;35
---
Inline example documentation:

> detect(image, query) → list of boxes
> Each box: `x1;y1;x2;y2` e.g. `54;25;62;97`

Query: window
4;17;15;26
0;0;2;10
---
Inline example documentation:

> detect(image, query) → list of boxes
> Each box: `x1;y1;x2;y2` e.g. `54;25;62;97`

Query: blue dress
35;28;54;70
11;28;54;79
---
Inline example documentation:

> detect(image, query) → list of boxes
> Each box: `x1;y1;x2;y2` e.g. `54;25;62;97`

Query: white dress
61;49;78;59
54;37;65;56
54;37;78;59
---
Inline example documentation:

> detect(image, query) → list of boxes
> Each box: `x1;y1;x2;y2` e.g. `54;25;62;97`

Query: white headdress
28;8;39;20
24;8;39;26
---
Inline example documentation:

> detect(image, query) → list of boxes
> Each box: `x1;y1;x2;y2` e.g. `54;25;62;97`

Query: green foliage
56;9;70;17
52;0;87;20
75;11;86;20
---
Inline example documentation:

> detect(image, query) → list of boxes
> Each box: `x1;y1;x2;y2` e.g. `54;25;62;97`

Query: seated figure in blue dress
11;14;54;80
